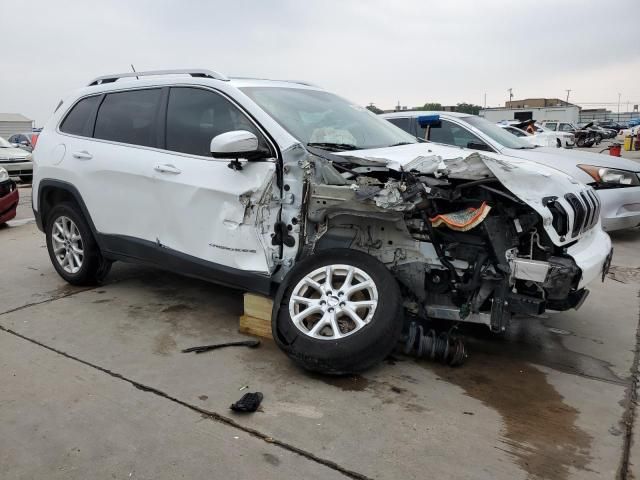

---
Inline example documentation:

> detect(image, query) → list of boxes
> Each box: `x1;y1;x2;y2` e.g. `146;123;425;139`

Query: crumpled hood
0;147;31;161
336;143;596;246
501;146;640;184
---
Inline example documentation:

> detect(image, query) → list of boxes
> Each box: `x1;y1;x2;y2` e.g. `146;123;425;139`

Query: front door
153;86;281;275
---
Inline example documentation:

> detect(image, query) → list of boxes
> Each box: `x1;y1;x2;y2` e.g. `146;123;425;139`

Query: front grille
545;197;569;236
564;188;601;237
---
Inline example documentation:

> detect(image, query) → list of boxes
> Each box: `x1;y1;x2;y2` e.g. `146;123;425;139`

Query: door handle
72;150;93;160
154;164;181;174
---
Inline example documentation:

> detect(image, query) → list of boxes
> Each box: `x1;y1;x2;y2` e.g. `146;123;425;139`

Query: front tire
45;202;111;285
272;249;403;374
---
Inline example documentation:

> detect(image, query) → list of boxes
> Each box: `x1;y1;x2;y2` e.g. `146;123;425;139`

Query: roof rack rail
87;69;229;86
229;76;319;88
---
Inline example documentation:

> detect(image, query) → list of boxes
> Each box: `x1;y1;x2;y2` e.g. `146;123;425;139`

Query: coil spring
403;322;467;366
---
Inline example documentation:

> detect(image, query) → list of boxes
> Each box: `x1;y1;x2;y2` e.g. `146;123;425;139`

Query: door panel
153;154;278;273
79;140;161;242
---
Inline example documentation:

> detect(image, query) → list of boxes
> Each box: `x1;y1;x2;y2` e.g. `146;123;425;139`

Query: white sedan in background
499;123;575;148
382;111;640;231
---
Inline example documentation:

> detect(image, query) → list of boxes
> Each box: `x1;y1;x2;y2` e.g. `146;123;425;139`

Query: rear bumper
0;160;33;176
597;186;640;231
0;181;19;224
566;227;612;289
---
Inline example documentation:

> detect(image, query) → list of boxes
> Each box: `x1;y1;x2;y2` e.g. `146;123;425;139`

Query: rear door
66;88;165;244
152;86;280;275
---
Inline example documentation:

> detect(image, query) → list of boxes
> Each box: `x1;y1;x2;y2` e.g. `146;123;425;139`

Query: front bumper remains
597;186;640;232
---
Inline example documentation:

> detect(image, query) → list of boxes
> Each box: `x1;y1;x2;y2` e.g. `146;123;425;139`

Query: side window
429;120;483;148
559;123;573;132
59;95;101;136
386;117;411;134
94;89;161;147
507;127;526;137
166;87;268;157
544;122;557;131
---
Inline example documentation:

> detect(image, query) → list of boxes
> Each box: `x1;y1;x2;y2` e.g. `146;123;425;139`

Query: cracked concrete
1;195;639;479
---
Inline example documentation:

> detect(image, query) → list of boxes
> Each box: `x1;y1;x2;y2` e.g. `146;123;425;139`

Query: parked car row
8;132;39;152
497;120;575;148
382;111;640;231
28;69;614;374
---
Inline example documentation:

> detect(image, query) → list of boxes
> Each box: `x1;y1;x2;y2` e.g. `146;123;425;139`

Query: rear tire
576;137;585;147
272;249;403;374
45;202;111;286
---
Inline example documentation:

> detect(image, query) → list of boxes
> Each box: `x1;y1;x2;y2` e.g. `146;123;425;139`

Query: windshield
466;116;534;149
0;137;13;148
240;87;417;150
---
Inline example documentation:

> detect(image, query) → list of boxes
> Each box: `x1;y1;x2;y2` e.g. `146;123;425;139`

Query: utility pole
507;88;513;106
565;89;571;104
618;93;621;122
484;93;487;109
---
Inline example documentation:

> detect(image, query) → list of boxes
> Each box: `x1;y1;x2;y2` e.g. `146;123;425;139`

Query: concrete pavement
0;214;638;479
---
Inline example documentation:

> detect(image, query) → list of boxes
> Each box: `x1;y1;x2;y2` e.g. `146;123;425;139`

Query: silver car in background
0;136;33;182
382;111;640;231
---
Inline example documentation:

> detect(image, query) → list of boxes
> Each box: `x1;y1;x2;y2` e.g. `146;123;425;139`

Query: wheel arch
36;180;103;249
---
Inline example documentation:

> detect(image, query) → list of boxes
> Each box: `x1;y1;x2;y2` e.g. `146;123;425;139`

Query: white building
480;104;580;124
0;113;33;139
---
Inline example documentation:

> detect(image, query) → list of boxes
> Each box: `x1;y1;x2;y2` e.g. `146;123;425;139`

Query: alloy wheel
288;264;378;340
51;216;84;274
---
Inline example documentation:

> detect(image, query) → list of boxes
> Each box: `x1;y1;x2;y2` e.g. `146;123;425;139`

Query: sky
3;0;639;126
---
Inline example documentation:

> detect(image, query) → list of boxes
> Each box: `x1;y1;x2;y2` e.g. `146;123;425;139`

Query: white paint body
33;76;610;295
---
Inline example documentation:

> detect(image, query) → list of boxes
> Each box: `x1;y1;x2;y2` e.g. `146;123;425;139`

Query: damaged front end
297;147;605;333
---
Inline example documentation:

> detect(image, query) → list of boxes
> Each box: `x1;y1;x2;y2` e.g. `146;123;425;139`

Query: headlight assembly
0;167;9;182
577;164;640;187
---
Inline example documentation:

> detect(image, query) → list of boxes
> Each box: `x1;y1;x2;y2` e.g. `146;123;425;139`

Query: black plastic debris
181;339;260;354
230;392;263;413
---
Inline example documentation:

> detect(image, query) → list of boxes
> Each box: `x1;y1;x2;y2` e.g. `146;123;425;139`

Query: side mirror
467;141;491;152
210;130;268;162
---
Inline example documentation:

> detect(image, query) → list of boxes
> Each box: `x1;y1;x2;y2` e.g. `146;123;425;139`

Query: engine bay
301;148;588;332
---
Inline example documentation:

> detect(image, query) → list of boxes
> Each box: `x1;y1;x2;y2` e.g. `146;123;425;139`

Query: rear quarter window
94;89;161;147
59;95;101;136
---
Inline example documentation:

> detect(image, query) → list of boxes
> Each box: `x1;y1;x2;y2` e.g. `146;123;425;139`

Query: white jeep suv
33;69;612;373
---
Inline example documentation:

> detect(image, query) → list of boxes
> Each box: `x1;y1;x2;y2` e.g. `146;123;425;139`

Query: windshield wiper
307;142;358;152
388;142;413;147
